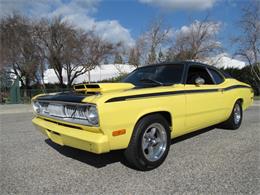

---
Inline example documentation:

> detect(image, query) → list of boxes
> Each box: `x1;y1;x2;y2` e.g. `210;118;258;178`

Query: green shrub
98;73;128;83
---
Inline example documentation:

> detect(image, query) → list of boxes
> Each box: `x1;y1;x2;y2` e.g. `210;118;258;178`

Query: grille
35;101;96;126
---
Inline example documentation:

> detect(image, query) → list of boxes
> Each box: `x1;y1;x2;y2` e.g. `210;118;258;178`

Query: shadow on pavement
45;139;129;168
45;125;216;169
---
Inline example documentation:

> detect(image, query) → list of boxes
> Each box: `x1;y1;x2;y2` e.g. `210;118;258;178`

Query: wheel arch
237;98;244;104
124;111;172;170
135;111;173;131
229;98;244;114
236;97;244;109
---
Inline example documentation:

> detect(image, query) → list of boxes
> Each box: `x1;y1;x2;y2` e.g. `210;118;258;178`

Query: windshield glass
123;64;184;87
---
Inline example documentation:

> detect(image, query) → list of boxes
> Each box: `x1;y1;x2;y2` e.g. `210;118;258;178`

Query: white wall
43;58;247;84
44;64;135;84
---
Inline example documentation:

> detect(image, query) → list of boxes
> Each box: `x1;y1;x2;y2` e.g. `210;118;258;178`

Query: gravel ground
0;104;259;194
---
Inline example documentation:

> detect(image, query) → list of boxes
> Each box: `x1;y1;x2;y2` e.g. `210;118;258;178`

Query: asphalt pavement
0;103;259;194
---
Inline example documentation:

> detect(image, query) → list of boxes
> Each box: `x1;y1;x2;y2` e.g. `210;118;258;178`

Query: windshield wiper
139;78;164;86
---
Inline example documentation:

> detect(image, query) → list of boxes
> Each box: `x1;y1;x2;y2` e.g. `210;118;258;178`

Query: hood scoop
73;83;135;93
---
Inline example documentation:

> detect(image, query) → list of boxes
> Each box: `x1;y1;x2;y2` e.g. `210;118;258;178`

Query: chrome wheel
142;123;167;162
234;103;241;125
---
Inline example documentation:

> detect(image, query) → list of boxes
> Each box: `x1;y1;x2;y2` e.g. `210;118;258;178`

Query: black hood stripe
105;85;251;103
37;91;90;103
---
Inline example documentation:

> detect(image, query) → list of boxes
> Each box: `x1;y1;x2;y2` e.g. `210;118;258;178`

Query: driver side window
186;66;214;85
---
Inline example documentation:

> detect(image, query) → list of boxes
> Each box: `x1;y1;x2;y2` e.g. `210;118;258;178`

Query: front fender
99;95;185;150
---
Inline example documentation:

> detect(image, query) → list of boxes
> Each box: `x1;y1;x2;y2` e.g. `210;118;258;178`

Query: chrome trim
142;123;167;162
36;113;99;127
234;103;241;125
33;100;99;127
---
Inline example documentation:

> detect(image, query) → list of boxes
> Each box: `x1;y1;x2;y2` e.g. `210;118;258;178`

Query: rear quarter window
208;68;224;84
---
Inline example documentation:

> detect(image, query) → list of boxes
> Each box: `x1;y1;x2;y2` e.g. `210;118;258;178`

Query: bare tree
142;17;170;64
35;18;70;87
233;0;260;81
167;17;222;62
128;36;146;67
114;53;123;64
81;32;120;82
62;29;90;87
34;20;49;90
158;49;166;62
130;17;170;66
0;14;41;96
0;40;7;72
146;18;170;64
35;18;119;86
128;47;140;67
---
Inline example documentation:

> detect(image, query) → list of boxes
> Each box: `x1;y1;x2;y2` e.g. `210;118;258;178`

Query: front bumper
32;117;110;154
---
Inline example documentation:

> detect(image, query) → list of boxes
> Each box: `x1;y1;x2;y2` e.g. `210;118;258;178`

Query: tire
221;100;243;130
124;114;171;171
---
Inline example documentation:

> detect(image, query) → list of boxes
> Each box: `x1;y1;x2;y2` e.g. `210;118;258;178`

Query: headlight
87;106;99;125
32;101;41;113
64;104;99;125
74;106;88;120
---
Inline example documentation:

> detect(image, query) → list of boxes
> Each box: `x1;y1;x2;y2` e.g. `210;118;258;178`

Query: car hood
34;83;135;103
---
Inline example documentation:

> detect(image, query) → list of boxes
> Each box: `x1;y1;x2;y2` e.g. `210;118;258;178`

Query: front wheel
124;114;170;171
221;100;243;130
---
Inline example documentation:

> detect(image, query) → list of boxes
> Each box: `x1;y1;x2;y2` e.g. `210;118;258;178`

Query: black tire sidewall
232;101;243;129
133;115;171;170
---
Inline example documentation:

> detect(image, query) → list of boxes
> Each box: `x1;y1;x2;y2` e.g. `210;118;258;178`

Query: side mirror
195;77;205;86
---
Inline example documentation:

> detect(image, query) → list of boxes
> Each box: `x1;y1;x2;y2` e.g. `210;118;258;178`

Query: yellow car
32;61;254;170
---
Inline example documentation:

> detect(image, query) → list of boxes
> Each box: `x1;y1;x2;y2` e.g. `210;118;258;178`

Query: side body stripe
105;85;251;103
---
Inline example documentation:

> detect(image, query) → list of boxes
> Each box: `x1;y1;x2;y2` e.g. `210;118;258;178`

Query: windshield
123;64;184;87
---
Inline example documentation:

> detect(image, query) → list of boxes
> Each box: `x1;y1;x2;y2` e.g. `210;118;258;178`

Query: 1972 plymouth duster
32;61;254;170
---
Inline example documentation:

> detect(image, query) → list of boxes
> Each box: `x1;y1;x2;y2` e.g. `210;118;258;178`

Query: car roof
141;61;232;78
143;60;209;68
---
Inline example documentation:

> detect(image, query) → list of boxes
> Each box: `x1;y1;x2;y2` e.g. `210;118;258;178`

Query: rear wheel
221;100;243;130
124;114;170;171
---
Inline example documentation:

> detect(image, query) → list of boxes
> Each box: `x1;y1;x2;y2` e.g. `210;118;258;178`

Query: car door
184;65;225;132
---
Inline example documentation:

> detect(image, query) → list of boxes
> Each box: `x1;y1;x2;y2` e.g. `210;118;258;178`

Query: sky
0;0;252;63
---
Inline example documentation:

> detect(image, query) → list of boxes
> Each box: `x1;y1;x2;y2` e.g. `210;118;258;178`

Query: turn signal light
112;129;126;136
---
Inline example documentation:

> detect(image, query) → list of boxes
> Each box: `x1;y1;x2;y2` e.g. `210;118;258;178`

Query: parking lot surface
0;104;259;194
